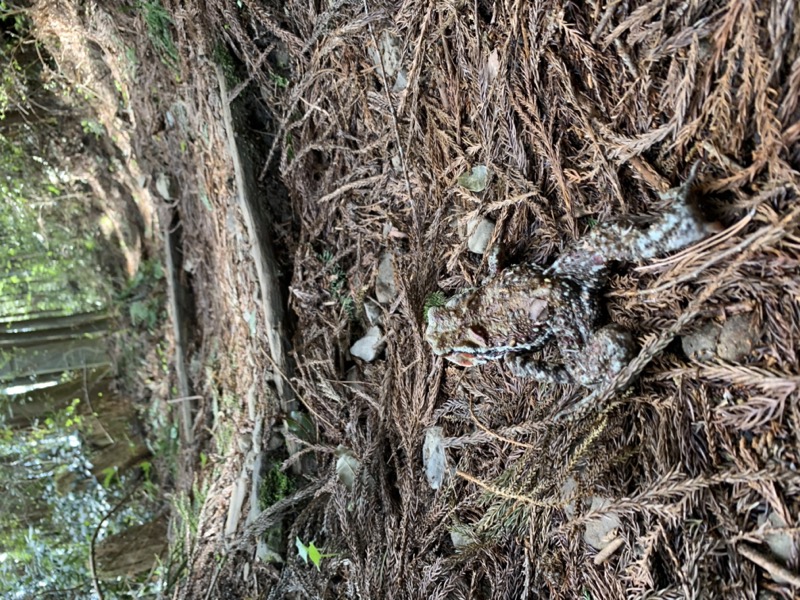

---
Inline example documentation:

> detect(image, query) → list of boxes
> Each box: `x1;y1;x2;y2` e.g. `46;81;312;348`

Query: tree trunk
0;310;107;334
0;337;109;382
78;379;150;480
0;314;109;349
95;515;168;579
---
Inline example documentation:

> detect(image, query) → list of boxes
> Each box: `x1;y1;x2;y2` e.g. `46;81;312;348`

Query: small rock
466;217;495;255
759;512;793;564
583;497;622;551
560;477;578;519
237;433;252;454
717;313;756;362
247;386;257;422
391;154;402;171
449;527;474;549
335;446;361;491
350;325;385;362
375;253;397;304
266;430;284;451
393;69;408;92
457;165;489;192
224;473;249;537
155;173;174;201
272;42;290;69
681;321;720;361
364;300;383;326
345;367;367;395
423;426;447;489
368;31;403;84
682;313;757;362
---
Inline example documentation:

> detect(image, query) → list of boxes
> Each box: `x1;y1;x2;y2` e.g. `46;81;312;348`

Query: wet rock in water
466;217;495;255
350;325;385;362
375;253;397;304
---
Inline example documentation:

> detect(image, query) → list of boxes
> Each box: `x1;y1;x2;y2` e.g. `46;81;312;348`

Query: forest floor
38;0;800;598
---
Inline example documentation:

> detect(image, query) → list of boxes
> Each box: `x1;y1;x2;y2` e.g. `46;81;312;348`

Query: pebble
375;253;397;304
466;217;495;255
350;325;385;362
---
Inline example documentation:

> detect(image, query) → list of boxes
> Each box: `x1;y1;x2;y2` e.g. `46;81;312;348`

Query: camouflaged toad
425;167;716;390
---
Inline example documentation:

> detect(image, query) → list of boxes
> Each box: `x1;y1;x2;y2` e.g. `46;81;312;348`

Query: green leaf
423;291;446;320
457;165;489;192
307;542;322;570
295;537;308;564
101;467;118;488
286;411;316;443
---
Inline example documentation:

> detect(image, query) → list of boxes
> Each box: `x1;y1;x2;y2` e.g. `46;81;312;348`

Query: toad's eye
464;326;488;347
529;299;549;321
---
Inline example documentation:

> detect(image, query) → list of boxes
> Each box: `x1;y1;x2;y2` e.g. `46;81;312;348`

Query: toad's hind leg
564;324;635;388
505;325;635;388
504;353;575;384
547;165;717;282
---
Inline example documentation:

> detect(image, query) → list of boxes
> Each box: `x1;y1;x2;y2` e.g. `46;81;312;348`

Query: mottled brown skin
425;168;716;389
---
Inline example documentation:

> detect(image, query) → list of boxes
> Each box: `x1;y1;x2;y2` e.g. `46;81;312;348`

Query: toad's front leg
505;325;634;388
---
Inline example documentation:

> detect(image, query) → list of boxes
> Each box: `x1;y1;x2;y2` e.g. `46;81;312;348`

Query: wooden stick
737;544;800;588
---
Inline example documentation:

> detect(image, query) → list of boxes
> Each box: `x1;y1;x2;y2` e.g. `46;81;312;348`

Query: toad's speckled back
424;166;718;387
426;264;598;366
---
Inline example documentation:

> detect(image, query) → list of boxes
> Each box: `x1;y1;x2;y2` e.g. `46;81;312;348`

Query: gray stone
583;497;622;550
155;173;174;201
350;325;385;362
423;426;447;489
391;154;402;171
681;321;720;361
364;299;383;326
375;253;397;304
466;217;495;255
450;527;475;549
224;473;249;537
335;446;360;491
759;512;793;563
682;313;757;362
718;313;756;361
368;31;404;86
560;477;578;519
393;69;408;92
457;165;489;192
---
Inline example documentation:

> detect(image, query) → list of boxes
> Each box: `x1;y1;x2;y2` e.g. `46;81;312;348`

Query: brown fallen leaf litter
38;0;800;597
185;0;800;597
